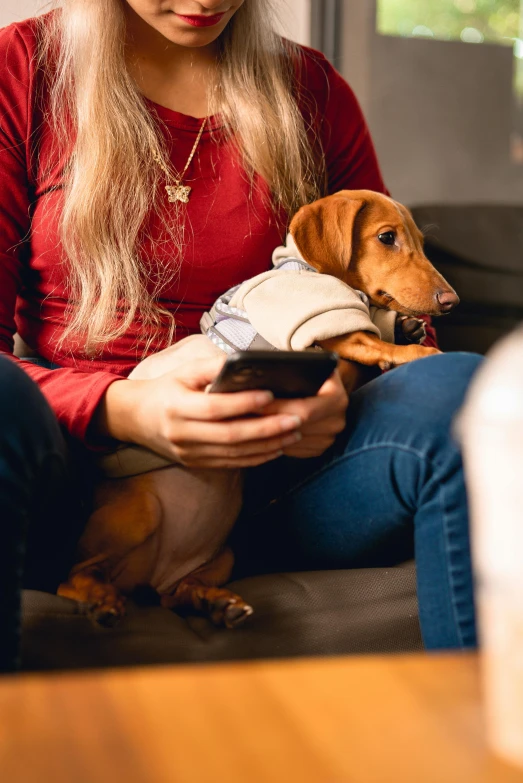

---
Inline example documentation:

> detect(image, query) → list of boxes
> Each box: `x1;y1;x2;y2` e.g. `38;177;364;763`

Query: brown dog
57;190;458;628
292;190;458;367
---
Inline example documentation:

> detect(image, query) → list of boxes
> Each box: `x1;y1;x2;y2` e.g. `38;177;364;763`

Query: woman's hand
259;368;349;458
96;355;304;469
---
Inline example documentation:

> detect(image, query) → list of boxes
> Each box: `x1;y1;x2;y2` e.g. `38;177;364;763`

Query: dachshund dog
289;190;458;367
57;190;459;628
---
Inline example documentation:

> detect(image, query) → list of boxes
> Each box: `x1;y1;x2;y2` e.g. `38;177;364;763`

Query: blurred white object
460;326;523;770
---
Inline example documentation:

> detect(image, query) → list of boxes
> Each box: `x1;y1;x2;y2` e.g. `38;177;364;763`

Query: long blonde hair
37;1;324;355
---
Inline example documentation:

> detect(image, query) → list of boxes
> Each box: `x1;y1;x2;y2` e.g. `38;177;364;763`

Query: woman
0;0;481;671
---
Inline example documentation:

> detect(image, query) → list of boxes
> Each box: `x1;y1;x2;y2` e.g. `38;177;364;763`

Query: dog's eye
378;231;396;246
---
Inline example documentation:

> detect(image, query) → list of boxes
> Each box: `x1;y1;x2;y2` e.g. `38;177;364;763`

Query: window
377;0;523;160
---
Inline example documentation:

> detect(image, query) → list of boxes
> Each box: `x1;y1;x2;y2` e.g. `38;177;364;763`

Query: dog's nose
436;290;460;313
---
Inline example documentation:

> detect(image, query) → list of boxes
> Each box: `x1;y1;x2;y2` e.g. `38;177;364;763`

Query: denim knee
407;351;483;390
346;351;484;462
401;351;483;425
373;351;481;416
398;353;483;464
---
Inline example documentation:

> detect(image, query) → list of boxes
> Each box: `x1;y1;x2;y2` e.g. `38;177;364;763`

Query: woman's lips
176;13;226;27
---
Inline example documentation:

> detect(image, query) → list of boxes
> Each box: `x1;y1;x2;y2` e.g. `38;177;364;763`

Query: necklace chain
152;117;207;204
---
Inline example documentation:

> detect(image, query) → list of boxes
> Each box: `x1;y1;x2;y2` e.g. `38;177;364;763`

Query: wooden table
1;653;522;783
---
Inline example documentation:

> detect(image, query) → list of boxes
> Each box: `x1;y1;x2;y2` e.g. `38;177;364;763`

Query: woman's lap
1;351;483;667
234;352;483;650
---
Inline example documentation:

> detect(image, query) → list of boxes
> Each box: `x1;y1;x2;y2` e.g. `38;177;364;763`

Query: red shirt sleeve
0;22;123;446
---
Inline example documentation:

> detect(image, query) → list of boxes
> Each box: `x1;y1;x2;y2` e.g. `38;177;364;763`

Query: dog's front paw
396;316;427;345
378;344;441;370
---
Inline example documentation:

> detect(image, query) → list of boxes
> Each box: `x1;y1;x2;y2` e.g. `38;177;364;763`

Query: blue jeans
0;351;482;670
0;357;84;672
234;351;483;650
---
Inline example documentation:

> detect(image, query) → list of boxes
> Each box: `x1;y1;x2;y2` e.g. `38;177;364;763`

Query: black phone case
209;351;338;398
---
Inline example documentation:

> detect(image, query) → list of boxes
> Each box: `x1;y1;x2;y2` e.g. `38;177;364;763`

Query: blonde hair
37;1;324;355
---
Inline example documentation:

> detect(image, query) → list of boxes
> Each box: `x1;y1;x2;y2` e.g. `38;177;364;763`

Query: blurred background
2;0;522;353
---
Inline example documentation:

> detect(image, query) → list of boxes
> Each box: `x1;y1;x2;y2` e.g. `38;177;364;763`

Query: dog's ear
290;194;367;278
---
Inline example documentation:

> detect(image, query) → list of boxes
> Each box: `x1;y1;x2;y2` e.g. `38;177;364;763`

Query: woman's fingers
170;356;227;390
171;357;283;420
261;372;348;424
170;411;303;447
298;415;347;437
174;430;302;464
176;385;278;421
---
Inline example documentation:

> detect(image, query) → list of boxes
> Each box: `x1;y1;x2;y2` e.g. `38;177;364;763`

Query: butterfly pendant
166;184;191;204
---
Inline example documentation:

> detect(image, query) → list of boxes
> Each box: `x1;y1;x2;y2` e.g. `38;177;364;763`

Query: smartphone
208;350;339;398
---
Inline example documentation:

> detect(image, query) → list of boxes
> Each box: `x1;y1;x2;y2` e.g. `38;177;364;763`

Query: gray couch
20;205;522;671
21;564;422;670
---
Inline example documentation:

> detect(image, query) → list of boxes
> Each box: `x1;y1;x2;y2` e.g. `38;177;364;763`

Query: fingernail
280;415;302;432
255;391;274;406
282;432;302;446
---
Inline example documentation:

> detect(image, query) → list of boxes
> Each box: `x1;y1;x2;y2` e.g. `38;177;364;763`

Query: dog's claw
224;602;254;629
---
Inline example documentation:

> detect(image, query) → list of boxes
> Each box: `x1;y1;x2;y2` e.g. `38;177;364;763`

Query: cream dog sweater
201;234;398;353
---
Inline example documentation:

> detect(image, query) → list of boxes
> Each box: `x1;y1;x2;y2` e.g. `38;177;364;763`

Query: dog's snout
436;290;460;313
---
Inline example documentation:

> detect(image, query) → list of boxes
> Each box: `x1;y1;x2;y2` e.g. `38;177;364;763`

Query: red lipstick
177;13;226;27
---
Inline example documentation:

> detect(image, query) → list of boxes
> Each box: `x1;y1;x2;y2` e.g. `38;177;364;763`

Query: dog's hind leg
160;548;253;629
78;480;162;560
57;480;163;626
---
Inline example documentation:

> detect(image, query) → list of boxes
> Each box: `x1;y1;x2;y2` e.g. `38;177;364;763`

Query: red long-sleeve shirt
0;16;436;446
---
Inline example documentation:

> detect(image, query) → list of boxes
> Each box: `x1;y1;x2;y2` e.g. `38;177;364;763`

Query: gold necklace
152;117;207;204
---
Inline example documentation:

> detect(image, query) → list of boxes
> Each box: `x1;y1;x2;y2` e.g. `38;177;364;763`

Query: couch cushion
411;205;523;355
21;562;423;671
